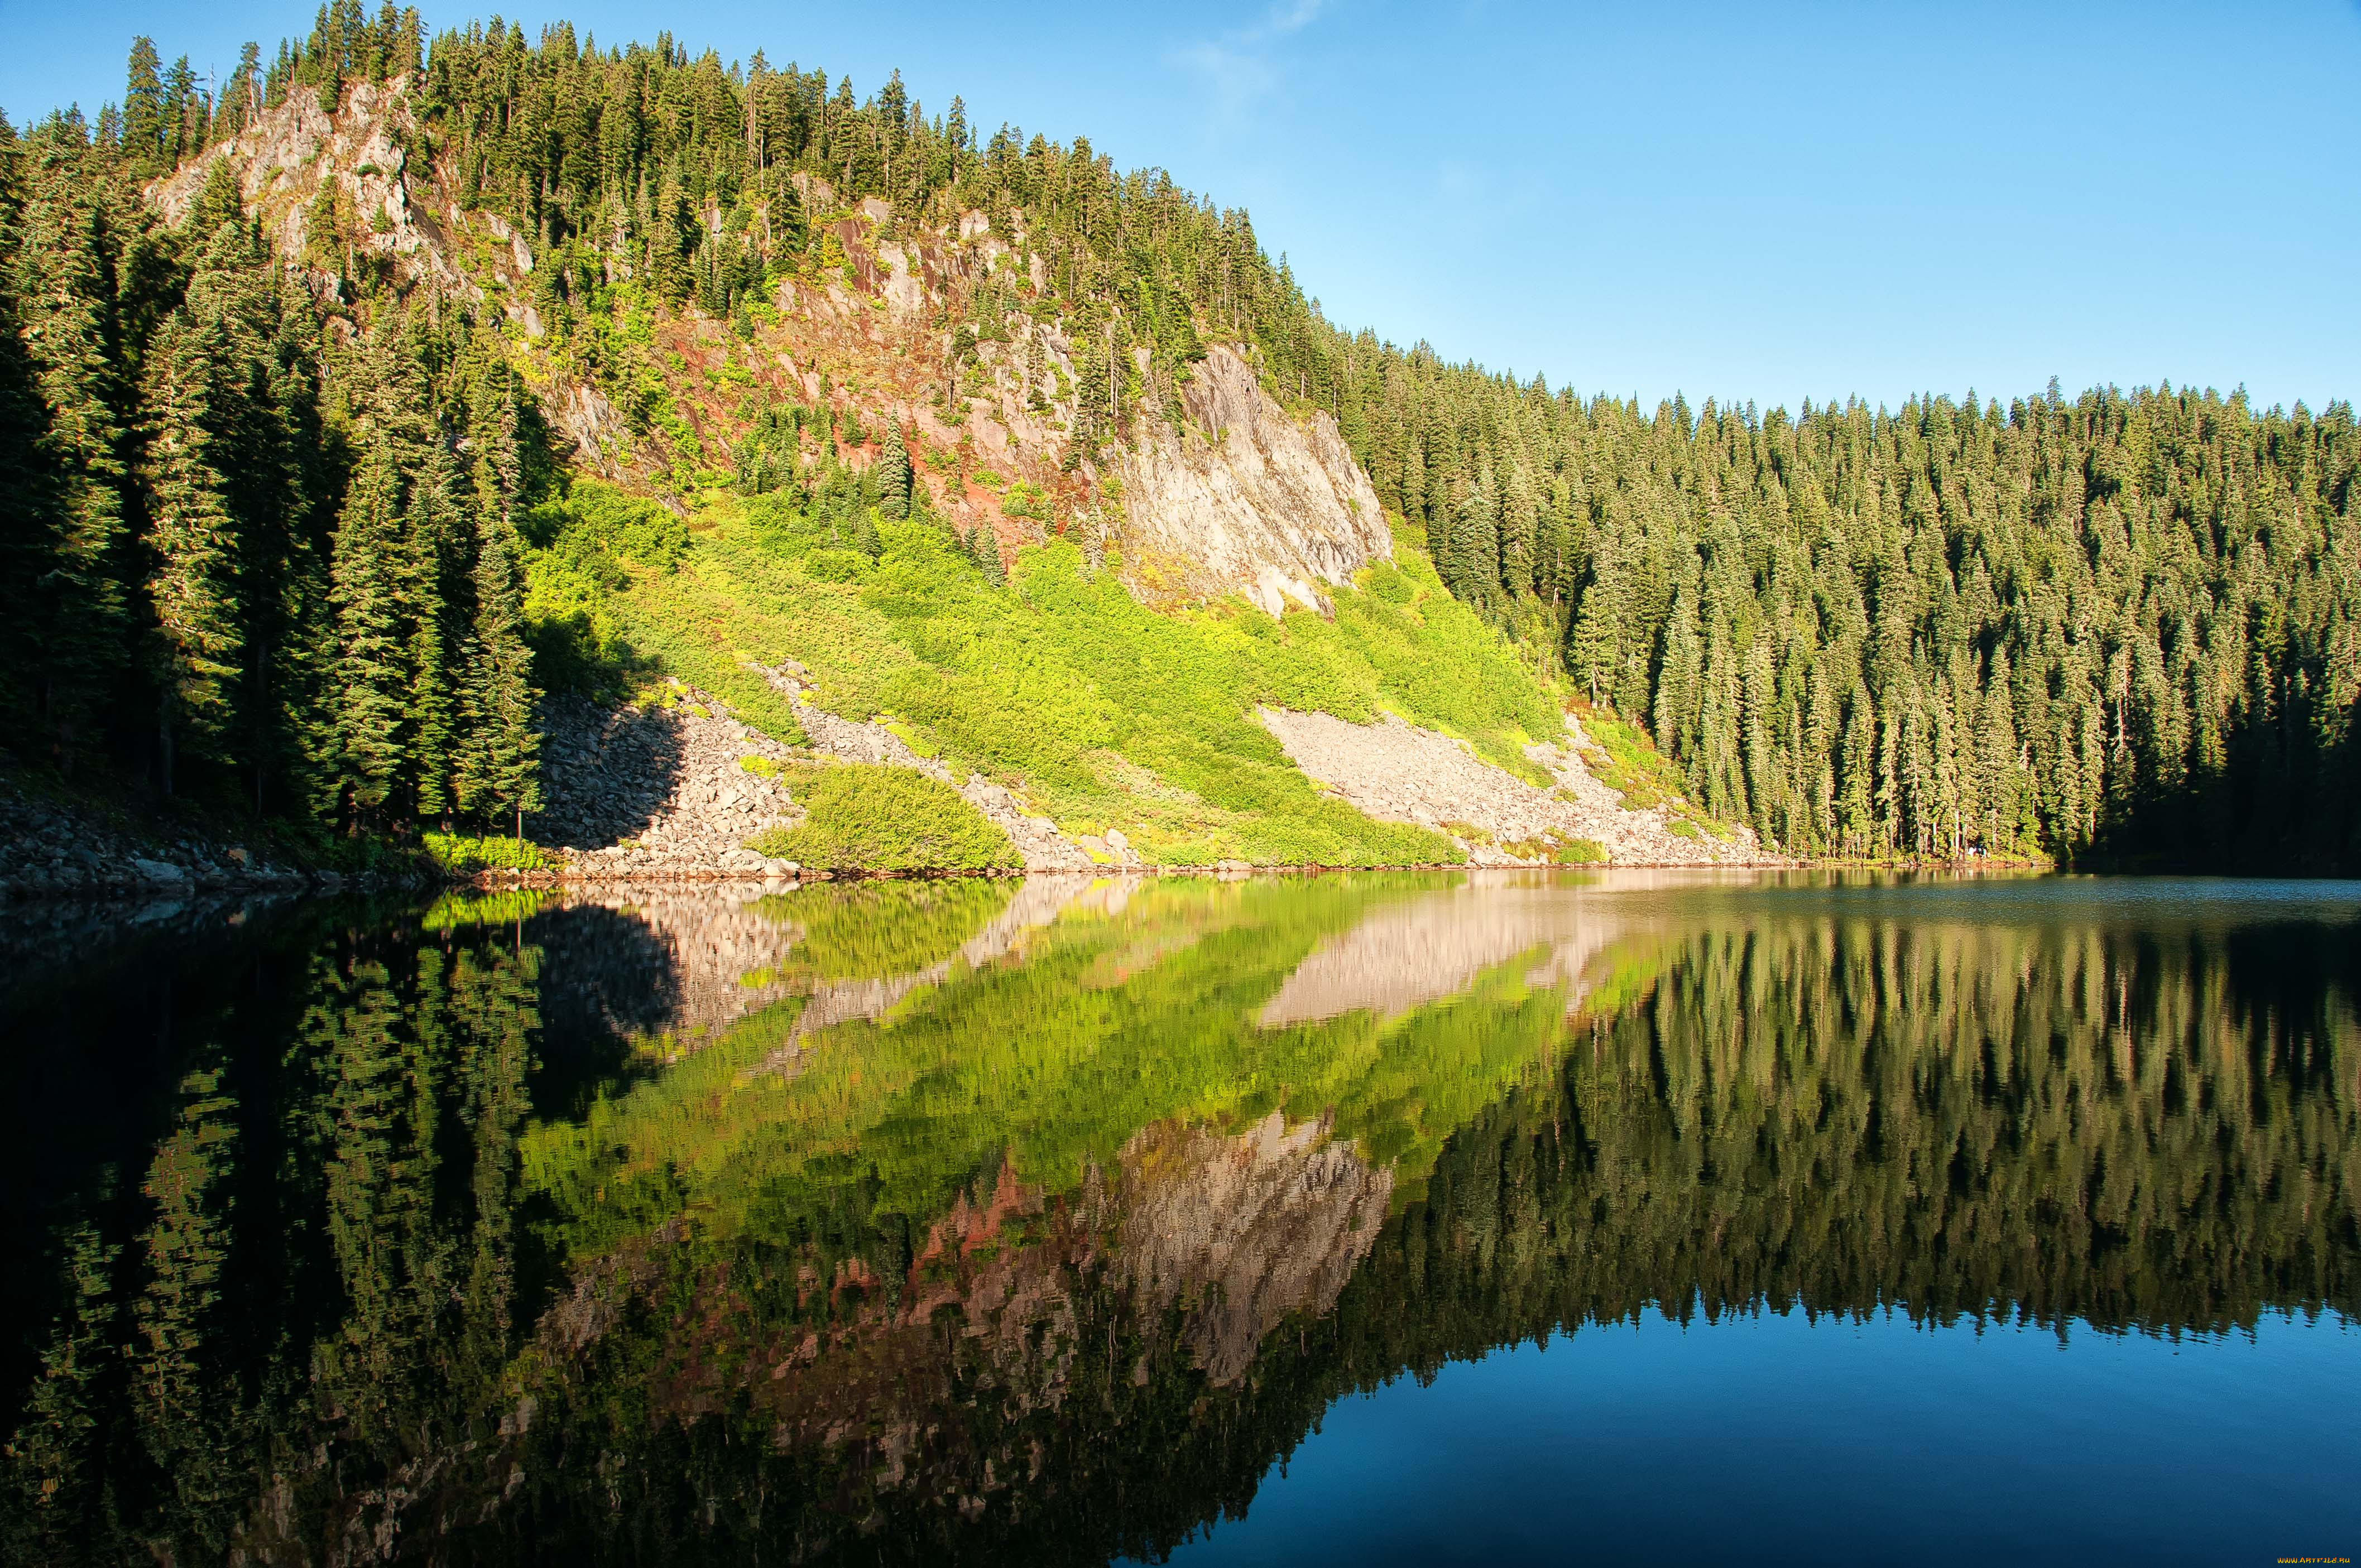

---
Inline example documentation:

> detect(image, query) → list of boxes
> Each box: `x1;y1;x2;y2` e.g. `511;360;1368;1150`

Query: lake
2;871;2355;1564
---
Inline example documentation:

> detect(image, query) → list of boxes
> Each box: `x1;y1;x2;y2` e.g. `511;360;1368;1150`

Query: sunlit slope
535;484;1591;865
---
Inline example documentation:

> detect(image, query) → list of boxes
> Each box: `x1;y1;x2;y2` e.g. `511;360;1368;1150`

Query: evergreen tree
121;38;167;175
455;489;541;833
877;420;911;518
11;127;132;761
328;440;410;816
140;310;245;793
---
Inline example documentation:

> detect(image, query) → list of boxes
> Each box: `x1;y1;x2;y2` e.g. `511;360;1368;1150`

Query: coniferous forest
3;6;2355;868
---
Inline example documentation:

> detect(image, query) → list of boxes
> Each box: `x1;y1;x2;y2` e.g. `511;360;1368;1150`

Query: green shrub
423;832;551;873
527;479;689;571
747;762;1017;872
1498;830;1609;864
420;889;554;930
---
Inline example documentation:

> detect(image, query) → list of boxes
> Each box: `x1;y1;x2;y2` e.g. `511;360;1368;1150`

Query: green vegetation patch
419;888;556;931
591;497;1574;866
1497;830;1609;864
519;874;1600;1264
423;832;551;873
522;481;807;742
746;762;1018;872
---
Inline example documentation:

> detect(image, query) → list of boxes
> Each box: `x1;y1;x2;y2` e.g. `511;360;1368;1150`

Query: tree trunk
157;695;176;800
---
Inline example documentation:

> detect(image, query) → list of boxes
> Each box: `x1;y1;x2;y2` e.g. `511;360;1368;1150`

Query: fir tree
140;310;245;793
877;420;911;518
121;38;167;175
455;481;540;831
11;128;132;759
328;441;410;816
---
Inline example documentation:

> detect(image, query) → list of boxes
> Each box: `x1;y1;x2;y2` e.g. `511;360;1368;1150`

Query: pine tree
848;504;881;560
141;311;246;793
402;448;460;820
1567;565;1620;708
12;130;132;759
455;496;540;833
121;39;167;175
328;441;409;816
966;524;1006;585
877;420;911;518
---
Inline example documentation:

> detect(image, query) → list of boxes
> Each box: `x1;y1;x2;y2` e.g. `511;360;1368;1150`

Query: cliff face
1115;346;1391;615
150;79;1397;618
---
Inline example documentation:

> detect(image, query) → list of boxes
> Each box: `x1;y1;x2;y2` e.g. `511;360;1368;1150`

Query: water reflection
1;873;2355;1563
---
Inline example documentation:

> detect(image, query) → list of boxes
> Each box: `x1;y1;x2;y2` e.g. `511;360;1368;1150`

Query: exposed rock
533;683;807;881
1113;1111;1391;1386
0;776;326;903
535;882;809;1048
1112;346;1391;615
1258;877;1636;1027
1258;706;1783;867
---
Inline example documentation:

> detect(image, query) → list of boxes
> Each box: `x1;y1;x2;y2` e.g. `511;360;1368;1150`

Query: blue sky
4;0;2355;412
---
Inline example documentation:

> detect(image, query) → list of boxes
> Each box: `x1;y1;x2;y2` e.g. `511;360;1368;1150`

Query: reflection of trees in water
3;894;2355;1564
492;912;2360;1565
1;918;540;1565
1353;914;2361;1373
522;900;683;1112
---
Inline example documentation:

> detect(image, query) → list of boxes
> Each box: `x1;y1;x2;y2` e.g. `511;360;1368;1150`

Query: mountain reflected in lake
2;872;2356;1564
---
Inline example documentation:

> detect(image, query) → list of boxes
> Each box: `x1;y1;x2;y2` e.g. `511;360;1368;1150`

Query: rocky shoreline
6;679;1950;906
0;776;430;902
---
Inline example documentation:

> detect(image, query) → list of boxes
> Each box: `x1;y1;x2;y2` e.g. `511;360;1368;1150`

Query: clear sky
4;0;2355;413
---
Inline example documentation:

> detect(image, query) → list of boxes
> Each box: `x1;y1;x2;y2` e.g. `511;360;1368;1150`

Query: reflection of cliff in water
5;881;2357;1565
1258;875;1634;1026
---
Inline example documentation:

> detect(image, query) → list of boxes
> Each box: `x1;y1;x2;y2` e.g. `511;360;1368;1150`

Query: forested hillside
3;4;2354;868
0;85;546;830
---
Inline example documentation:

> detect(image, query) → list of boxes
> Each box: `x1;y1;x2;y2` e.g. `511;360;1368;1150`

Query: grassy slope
534;485;1576;867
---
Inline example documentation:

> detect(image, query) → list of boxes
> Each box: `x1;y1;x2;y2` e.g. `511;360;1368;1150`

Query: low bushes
423;832;551;873
746;762;1018;872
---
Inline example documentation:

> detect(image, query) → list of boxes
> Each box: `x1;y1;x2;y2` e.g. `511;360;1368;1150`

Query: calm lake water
2;871;2356;1564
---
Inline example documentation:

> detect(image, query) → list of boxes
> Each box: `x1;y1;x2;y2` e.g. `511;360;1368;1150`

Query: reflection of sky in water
1148;1305;2361;1567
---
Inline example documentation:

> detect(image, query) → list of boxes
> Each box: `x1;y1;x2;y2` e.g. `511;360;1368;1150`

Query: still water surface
2;871;2355;1564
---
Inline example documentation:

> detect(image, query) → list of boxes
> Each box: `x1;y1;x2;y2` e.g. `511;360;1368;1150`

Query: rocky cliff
151;78;1395;616
1115;345;1391;614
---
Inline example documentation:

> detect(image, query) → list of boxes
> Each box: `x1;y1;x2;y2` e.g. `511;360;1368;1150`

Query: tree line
1331;368;2361;871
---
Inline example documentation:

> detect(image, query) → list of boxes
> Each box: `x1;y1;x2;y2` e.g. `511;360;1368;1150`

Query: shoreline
439;853;2055;894
0;850;2070;904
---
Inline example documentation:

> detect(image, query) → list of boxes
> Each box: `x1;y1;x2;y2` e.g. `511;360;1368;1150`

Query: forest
3;4;2355;868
